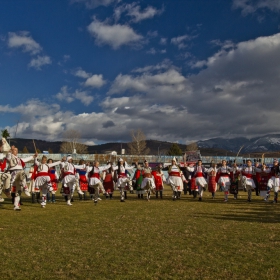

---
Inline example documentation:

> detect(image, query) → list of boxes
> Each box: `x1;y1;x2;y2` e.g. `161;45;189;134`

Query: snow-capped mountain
198;134;280;153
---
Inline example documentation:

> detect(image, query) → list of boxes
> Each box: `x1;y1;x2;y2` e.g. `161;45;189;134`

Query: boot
83;193;87;200
36;192;40;203
212;192;215;199
177;191;181;199
11;192;15;204
138;194;140;199
109;193;113;199
32;193;36;203
64;195;68;202
160;191;163;199
52;194;56;203
79;194;83;200
47;192;51;202
173;191;177;201
141;194;144;199
193;191;198;198
247;188;252;202
156;191;158;199
124;191;127;199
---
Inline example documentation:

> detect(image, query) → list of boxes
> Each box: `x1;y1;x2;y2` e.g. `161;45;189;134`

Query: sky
1;0;280;145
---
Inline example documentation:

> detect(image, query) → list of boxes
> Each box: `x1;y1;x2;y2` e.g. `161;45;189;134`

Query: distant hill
9;138;235;156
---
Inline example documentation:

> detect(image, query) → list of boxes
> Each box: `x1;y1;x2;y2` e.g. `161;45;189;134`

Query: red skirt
208;176;216;192
104;174;114;193
190;178;198;191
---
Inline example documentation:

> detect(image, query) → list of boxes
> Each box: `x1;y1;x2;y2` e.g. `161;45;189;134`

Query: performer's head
67;155;73;163
79;159;84;165
118;158;124;166
222;160;227;166
11;146;18;156
144;160;149;167
94;161;99;167
197;160;202;166
211;161;216;167
246;159;252;167
41;155;47;164
273;159;278;166
47;158;53;164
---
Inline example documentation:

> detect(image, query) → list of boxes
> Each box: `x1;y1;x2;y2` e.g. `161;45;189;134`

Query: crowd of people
0;138;279;211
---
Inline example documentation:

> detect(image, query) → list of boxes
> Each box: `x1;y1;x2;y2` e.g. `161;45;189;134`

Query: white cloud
159;38;167;45
4;32;280;143
114;2;163;23
71;0;116;9
74;90;94;106
84;74;106;88
171;35;193;49
87;18;143;49
74;68;91;79
28;55;52;70
55;86;94;106
233;0;280;15
7;31;42;55
55;86;75;103
132;60;173;73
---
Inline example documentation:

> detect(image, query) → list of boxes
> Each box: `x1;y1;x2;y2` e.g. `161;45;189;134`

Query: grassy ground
1;187;280;280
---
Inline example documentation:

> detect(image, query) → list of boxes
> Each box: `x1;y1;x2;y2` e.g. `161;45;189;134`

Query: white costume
0;156;11;202
34;157;61;208
61;159;86;206
167;164;184;200
6;152;34;210
187;164;208;200
217;165;233;202
113;161;134;202
140;165;155;200
87;163;111;203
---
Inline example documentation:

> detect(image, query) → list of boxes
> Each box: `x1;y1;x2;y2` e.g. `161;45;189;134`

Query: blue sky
1;0;280;145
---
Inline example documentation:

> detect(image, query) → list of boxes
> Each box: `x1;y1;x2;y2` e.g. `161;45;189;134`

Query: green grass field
1;187;280;280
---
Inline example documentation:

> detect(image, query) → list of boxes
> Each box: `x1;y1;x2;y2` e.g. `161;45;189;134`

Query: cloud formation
71;0;116;9
7;31;51;70
233;0;280;15
114;2;163;23
87;18;143;49
7;31;42;55
28;55;52;70
55;86;94;106
3;32;280;143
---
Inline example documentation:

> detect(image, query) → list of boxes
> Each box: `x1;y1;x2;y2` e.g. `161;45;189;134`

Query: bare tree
127;129;150;155
186;142;198;151
60;129;88;154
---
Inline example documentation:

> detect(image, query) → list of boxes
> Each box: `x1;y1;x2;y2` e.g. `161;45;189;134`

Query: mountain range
7;133;280;156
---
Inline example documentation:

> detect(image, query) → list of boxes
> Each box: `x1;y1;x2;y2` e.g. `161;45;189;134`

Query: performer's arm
99;163;111;172
47;161;62;168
